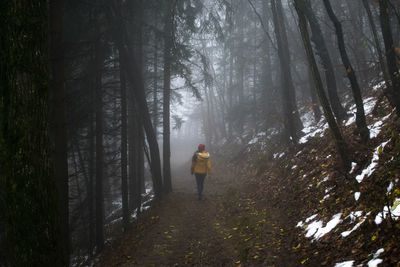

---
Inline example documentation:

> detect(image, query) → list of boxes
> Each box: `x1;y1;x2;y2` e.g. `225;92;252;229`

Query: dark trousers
195;173;206;199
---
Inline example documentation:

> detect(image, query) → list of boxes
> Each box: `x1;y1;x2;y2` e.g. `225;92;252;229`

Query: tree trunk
303;1;347;121
343;0;369;88
94;37;105;252
221;46;228;139
379;0;400;116
163;1;174;194
114;0;163;199
49;0;69;264
128;102;139;213
137;124;145;210
295;0;350;171
307;65;322;122
110;2;163;199
153;31;159;136
275;0;303;130
119;54;129;230
252;17;258;132
362;0;391;96
88;111;95;255
1;1;62;264
271;0;302;143
323;0;369;142
228;48;234;140
236;0;245;135
204;81;214;147
261;1;276;129
209;87;220;143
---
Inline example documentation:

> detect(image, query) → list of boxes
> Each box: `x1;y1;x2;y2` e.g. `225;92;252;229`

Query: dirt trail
98;164;297;266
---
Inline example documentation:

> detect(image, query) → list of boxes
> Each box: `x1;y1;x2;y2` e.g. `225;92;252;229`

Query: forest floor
97;161;300;267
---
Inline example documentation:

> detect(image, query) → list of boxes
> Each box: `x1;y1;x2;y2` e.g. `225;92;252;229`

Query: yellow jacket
191;151;211;174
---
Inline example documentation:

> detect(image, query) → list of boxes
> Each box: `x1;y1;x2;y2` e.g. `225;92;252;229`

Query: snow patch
301;110;315;129
302;213;342;240
354;192;361;201
349;211;364;221
345;97;377;126
355;140;390;183
373;248;384;258
375;198;400;224
305;214;318;223
299;122;328;144
372;81;386;91
368;259;383;267
334;260;354;267
367;248;384;267
369;113;391;139
363;97;378;115
273;152;285;159
387;182;394;193
305;220;323;238
350;162;357;174
314;213;342;239
296;213;318;228
369;121;383;139
341;222;362;237
345;116;356;126
325;187;334;194
248;132;266;145
340;211;369;238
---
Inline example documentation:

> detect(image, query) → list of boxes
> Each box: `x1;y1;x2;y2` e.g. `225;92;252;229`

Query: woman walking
190;144;212;200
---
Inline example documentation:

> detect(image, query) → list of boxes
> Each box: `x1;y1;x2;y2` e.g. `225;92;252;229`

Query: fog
2;0;400;265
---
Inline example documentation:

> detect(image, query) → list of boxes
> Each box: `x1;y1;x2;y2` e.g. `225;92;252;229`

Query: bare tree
302;1;347;121
362;0;391;95
322;0;369;143
294;0;350;171
379;0;400;116
163;0;174;194
271;0;302;143
110;0;164;200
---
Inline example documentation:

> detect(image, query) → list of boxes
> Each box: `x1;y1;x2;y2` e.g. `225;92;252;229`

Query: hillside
94;84;400;267
218;85;400;266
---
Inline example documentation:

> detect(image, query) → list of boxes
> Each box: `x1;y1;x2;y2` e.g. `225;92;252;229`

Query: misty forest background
1;0;400;266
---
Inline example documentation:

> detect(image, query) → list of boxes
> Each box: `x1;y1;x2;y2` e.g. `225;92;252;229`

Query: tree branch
247;0;278;52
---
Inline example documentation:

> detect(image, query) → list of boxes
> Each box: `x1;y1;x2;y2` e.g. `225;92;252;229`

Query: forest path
98;163;297;266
